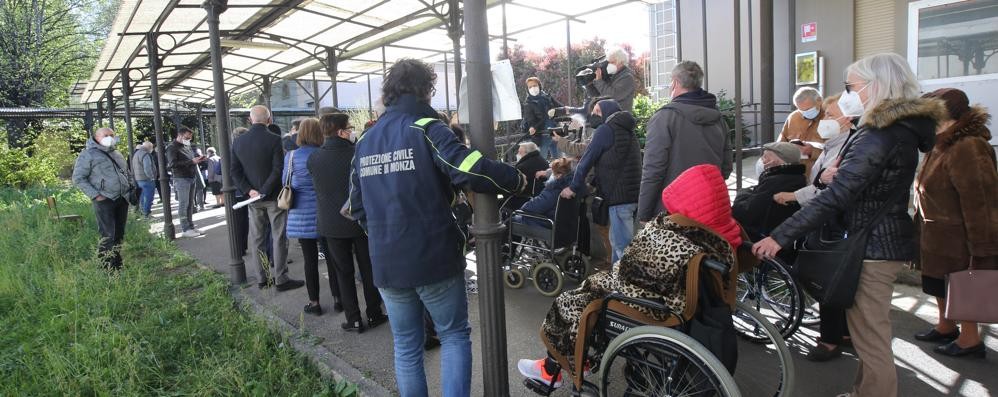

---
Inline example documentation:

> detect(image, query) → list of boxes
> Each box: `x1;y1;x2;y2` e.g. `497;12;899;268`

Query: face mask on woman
801;107;820;120
838;83;869;117
528;86;540;96
99;136;117;147
816;119;842;139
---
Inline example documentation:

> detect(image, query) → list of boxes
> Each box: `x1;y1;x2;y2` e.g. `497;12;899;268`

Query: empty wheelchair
524;254;795;397
503;196;591;296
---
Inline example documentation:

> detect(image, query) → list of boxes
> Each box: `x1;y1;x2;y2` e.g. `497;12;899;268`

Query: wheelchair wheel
800;290;821;326
531;262;563;297
736;259;803;341
731;302;796;397
557;252;591;283
504;267;525;289
599;326;741;397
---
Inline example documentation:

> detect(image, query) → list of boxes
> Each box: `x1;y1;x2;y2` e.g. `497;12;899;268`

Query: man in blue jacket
350;58;527;397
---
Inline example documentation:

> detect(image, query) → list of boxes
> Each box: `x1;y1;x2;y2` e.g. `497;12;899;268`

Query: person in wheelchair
517;164;745;388
732;142;807;243
512;158;577;228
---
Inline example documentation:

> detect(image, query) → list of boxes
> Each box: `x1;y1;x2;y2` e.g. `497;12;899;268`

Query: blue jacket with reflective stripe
350;95;524;288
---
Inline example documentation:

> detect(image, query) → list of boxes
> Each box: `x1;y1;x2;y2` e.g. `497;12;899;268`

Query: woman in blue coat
284;118;340;315
516;158;578;227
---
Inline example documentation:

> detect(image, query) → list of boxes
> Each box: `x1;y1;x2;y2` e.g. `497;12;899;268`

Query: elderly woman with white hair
592;46;636;111
753;53;946;397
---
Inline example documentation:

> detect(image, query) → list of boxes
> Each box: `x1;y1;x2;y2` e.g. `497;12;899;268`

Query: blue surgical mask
801;107;820;120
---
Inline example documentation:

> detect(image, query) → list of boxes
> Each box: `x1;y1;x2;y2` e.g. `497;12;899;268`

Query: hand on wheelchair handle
560;186;575;199
752;237;783;260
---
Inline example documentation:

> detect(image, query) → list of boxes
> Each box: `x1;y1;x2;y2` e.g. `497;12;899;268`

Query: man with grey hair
230;105;304;291
779;86;826;175
638;60;732;222
592;47;636;111
514;141;550;202
131;140;158;217
73;127;132;270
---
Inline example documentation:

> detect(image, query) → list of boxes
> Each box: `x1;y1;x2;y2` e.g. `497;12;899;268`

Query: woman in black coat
753;53;945;397
522;77;563;159
309;113;388;333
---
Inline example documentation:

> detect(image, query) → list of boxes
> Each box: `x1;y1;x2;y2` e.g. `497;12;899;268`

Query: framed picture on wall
795;52;819;85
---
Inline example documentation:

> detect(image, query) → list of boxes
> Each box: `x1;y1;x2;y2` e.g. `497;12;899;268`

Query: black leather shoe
368;313;389;329
341;320;365;333
258;278;275;289
806;343;842;362
935;341;986;358
303;303;323;316
275;279;305;291
914;328;960;343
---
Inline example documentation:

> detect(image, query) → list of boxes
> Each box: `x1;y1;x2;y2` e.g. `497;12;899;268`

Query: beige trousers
846;260;904;397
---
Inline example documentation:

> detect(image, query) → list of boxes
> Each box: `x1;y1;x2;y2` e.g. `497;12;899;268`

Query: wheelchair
524;252;795;397
502;196;592;297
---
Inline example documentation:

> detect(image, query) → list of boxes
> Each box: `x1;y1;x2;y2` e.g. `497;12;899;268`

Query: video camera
546;115;583;138
575;56;610;87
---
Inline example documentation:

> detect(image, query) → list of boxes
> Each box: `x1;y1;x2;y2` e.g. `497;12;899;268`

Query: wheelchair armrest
702;258;732;276
603;293;675;318
511;210;555;227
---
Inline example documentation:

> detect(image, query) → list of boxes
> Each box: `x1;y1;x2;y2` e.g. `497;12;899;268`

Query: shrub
633;94;670;147
0;146;60;188
29;127;82;179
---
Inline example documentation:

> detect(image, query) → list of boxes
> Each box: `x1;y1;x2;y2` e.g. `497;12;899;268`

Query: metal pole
444;53;451;114
501;0;508;59
197;106;207;147
566;19;573;103
788;0;797;102
701;0;709;90
121;71;136;165
147;32;175;239
204;0;246;285
381;46;387;76
448;0;463;110
366;74;374;119
734;0;744;190
311;72;321;115
326;47;339;109
84;109;94;136
465;0;508;394
675;0;682;61
749;0;757;143
96;99;104;128
106;89;115;129
261;75;272;109
760;0;774;143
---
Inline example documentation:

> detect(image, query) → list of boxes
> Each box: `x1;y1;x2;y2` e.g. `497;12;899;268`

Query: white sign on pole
458;59;523;123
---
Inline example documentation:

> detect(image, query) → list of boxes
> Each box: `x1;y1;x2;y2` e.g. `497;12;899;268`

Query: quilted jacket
660;164;743;249
283;145;319;239
770;97;946;261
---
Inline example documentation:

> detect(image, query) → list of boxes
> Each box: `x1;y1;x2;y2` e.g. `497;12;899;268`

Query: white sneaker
181;230;200;238
193;228;205;235
517;358;562;388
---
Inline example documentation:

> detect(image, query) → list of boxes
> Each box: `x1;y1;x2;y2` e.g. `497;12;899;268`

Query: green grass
0;187;357;396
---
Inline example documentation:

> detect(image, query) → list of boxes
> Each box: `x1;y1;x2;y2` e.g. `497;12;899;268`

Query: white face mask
181;138;191;146
515;154;523;162
99;136;117;147
801;107;820;120
606;63;619;75
817;119;842;139
528;87;540;96
838;84;868;117
754;158;766;177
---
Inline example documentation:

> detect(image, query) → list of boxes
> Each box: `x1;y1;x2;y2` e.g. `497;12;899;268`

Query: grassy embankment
0;187;357;396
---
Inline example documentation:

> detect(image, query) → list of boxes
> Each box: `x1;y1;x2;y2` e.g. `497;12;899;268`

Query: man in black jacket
506;142;549;212
166;126;206;238
230;105;304;291
732;142;807;242
309;113;387;333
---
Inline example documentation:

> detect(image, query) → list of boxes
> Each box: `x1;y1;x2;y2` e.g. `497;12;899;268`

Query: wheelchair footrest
524;378;557;396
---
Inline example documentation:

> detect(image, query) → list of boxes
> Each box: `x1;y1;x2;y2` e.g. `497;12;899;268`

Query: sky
487;1;652;56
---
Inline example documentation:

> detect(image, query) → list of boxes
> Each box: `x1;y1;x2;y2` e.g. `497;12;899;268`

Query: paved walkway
147;171;996;396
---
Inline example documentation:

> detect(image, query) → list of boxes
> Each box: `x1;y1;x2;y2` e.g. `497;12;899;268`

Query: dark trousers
93;197;129;270
301;238;340;303
819;304;850;344
325;235;383;323
232;197;249;258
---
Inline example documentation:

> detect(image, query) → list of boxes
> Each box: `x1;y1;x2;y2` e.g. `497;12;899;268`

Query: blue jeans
608;203;638;264
137;180;156;216
379;274;471;397
539;134;561;159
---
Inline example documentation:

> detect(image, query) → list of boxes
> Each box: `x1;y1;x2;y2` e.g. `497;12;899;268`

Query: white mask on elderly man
528;87;540;96
606;63;619;75
754;158;766;177
515;154;523;162
801;107;820;120
99;136;117;147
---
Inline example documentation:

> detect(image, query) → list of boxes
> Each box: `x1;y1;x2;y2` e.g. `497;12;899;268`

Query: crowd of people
70;47;996;397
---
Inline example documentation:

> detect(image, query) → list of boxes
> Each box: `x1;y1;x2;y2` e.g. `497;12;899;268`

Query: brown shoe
806;343;842;362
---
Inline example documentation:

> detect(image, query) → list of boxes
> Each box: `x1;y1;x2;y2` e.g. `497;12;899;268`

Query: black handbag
590;196;609;226
793;186;906;309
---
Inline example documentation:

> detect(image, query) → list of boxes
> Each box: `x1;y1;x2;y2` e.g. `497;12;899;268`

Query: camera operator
522;77;563;159
591;47;636;112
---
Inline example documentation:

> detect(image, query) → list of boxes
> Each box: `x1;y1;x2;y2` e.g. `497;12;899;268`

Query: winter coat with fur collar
770;97;946;261
915;105;998;278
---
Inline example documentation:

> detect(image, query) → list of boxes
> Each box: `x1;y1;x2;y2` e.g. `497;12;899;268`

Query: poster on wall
801;22;817;43
795;52;819;86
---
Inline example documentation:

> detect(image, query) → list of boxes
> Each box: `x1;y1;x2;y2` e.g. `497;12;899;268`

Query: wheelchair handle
702;258;732;275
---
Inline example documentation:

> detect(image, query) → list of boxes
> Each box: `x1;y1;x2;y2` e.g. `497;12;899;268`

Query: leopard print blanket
541;213;736;359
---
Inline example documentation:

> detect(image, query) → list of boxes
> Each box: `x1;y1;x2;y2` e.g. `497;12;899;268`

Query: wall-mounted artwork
796;51;818;85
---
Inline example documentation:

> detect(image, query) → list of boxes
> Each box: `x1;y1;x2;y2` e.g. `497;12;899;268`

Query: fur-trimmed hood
864;97;948;129
937;105;992;149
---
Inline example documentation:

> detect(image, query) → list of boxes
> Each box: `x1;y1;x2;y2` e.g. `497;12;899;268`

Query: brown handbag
277;150;294;210
945;259;998;323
